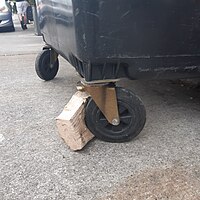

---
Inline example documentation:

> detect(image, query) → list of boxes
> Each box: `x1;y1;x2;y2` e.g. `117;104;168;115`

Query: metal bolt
76;81;85;91
77;85;84;91
112;118;120;126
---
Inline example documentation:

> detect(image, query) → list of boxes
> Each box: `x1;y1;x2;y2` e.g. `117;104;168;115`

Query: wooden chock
56;91;94;151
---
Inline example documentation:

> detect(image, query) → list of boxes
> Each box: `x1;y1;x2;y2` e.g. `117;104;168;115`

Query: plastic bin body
36;0;200;82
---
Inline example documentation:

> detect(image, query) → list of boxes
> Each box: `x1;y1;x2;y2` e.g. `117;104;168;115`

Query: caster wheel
85;87;146;143
35;49;59;81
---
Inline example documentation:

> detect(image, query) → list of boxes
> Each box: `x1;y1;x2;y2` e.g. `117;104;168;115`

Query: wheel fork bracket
50;49;58;68
77;82;120;126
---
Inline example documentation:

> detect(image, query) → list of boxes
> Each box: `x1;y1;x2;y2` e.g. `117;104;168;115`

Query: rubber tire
9;25;15;32
35;49;59;81
85;87;146;143
1;25;15;32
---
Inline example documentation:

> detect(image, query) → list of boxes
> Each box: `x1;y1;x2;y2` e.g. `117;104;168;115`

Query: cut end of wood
56;91;94;151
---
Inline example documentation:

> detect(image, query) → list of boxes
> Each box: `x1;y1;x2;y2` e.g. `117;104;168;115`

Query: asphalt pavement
0;15;200;200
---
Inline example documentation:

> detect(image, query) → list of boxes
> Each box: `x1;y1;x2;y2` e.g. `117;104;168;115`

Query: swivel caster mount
78;82;146;143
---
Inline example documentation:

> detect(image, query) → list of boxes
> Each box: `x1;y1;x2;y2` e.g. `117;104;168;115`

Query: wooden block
56;91;94;151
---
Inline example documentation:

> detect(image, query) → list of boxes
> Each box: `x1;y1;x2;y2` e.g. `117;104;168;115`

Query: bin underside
59;50;200;82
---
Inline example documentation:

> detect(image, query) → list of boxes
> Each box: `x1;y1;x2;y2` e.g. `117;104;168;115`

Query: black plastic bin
35;0;200;142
